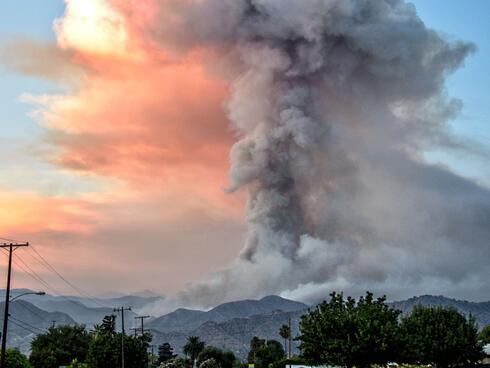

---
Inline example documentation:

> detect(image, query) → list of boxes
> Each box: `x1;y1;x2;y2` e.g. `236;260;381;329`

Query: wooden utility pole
114;306;132;368
135;315;150;336
288;317;292;359
130;327;138;337
0;241;29;368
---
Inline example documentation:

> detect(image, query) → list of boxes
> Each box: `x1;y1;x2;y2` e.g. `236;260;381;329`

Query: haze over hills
2;291;490;359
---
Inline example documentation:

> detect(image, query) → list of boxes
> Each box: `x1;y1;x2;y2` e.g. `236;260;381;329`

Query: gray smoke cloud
140;0;490;312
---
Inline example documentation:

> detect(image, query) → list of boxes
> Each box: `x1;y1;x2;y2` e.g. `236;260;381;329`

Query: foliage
160;357;189;368
199;358;220;368
480;324;490;344
158;342;177;364
254;340;285;368
399;305;484;367
297;291;401;368
87;331;152;368
183;336;205;364
196;346;235;368
247;336;265;363
1;348;31;368
279;324;291;354
87;315;151;368
67;358;89;368
29;324;90;368
270;357;305;368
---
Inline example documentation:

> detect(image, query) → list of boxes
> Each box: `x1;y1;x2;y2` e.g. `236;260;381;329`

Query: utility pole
0;241;29;368
288;317;292;359
130;327;138;337
114;306;132;368
135;315;150;336
51;320;56;328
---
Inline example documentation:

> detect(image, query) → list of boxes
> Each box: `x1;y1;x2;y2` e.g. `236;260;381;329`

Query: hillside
389;295;490;328
147;295;307;333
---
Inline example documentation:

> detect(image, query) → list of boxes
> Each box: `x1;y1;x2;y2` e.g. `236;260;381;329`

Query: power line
7;319;39;335
11;300;46;321
27;245;112;309
9;316;46;334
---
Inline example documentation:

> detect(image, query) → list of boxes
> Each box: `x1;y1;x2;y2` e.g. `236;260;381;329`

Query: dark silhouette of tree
183;336;205;367
158;342;177;364
29;325;90;368
279;324;291;355
298;291;400;368
1;348;31;368
400;305;484;367
196;346;235;368
480;324;490;345
254;340;285;368
247;336;265;363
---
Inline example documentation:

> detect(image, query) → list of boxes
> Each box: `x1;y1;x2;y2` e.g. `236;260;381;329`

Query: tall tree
87;314;152;368
183;336;205;367
29;325;90;368
158;342;177;364
480;324;490;345
298;291;400;368
1;348;31;368
196;346;235;368
279;325;291;356
399;305;484;367
254;340;285;368
248;336;265;364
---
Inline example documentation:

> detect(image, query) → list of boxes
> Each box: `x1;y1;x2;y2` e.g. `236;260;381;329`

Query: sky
0;0;489;308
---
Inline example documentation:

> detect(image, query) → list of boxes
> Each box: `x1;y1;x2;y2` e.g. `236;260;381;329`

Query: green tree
279;325;291;356
297;291;400;368
183;336;205;366
87;314;152;368
67;358;89;368
254;340;285;368
29;325;90;368
158;342;177;364
247;336;265;363
1;348;31;368
399;305;484;367
480;324;490;345
199;358;220;368
196;346;235;368
160;357;189;368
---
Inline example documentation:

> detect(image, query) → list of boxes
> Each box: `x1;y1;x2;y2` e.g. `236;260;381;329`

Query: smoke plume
128;0;490;311
30;0;489;310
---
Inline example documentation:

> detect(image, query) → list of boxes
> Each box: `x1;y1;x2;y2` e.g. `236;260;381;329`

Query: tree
29;325;90;368
68;359;89;368
297;291;401;368
254;340;285;368
183;336;205;366
196;346;235;368
199;358;220;368
279;325;291;356
480;324;490;345
399;305;484;367
160;357;189;368
158;343;177;364
87;315;152;368
247;336;265;363
1;348;31;368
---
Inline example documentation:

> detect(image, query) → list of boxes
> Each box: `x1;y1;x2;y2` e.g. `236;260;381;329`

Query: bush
2;348;31;368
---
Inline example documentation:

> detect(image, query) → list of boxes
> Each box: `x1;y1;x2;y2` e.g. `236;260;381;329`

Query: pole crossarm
135;315;150;336
0;242;29;368
114;306;132;368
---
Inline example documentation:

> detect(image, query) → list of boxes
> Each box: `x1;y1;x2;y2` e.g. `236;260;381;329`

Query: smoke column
128;0;490;310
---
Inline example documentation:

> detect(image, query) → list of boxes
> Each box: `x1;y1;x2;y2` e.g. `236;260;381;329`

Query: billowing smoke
136;0;490;312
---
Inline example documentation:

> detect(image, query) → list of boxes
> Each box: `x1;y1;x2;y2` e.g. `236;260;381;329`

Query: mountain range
1;291;490;359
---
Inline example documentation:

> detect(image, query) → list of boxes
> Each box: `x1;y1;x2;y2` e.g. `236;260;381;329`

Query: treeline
2;291;490;368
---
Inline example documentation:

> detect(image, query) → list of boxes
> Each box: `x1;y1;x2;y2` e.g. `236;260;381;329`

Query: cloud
5;0;490;309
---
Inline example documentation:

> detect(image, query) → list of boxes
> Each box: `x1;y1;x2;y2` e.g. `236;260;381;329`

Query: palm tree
279;324;291;358
183;336;205;367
